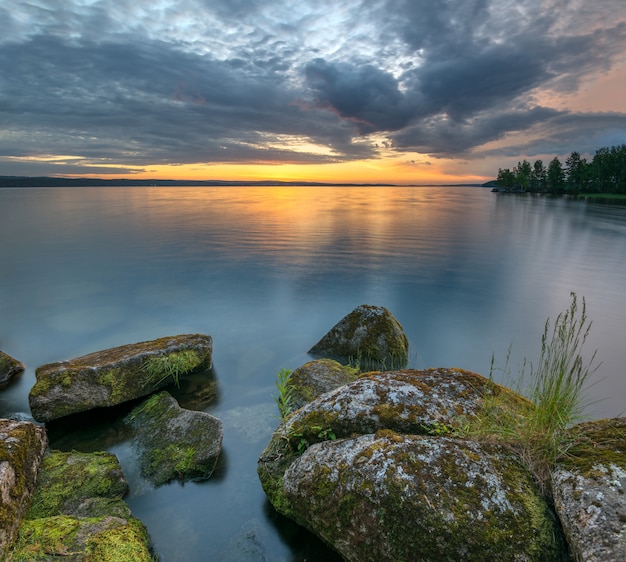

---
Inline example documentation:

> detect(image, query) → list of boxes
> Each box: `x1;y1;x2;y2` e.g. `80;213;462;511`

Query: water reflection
1;186;625;561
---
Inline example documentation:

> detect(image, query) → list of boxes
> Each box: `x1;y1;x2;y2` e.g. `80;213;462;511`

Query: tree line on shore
496;144;626;194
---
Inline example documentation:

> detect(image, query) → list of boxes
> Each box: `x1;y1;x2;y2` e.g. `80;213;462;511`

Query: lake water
1;185;625;560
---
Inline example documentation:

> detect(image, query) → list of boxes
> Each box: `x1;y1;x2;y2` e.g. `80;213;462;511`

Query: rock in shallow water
29;333;213;422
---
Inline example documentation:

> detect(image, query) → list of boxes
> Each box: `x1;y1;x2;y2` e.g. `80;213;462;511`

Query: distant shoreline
0;176;489;189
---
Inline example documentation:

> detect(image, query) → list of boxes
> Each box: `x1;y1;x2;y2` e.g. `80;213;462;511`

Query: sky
1;0;626;185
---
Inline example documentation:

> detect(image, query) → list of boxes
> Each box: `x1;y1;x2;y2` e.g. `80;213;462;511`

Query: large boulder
8;450;153;561
309;305;409;369
29;333;213;422
551;417;626;562
0;351;25;385
124;391;223;486
258;368;561;561
0;419;47;558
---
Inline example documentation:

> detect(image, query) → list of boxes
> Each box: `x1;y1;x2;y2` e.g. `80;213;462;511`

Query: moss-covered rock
308;305;409;369
283;434;560;561
288;359;359;411
7;449;153;561
258;368;562;561
26;451;129;520
0;419;47;558
29;334;212;422
125;391;223;486
0;350;25;385
551;417;626;562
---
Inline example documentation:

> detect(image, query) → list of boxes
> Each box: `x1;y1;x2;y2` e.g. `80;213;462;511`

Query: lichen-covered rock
288;359;359;411
125;391;223;486
0;419;47;558
309;305;409;369
283;434;560;561
0;351;25;385
29;333;212;422
258;368;560;561
8;449;154;561
551;417;626;562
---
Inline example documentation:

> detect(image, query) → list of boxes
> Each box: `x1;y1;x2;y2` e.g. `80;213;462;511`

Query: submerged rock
308;305;409;369
8;449;153;561
125;391;223;486
551;417;626;562
0;351;25;385
0;419;47;558
29;333;213;422
288;358;359;411
258;368;561;561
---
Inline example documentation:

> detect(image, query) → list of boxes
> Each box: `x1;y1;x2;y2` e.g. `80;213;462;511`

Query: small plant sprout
274;368;294;419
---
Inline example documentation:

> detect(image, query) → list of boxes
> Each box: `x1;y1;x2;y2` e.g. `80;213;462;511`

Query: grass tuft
469;293;600;491
274;368;294;419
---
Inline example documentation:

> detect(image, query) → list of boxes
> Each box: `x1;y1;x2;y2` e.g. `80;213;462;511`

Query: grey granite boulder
551;417;626;562
288;358;359;411
10;450;153;561
309;305;409;369
125;391;223;486
0;419;47;558
258;368;559;561
0;351;25;385
29;333;212;422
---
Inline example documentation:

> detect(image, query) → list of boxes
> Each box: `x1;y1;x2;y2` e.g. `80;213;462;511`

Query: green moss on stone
27;450;128;520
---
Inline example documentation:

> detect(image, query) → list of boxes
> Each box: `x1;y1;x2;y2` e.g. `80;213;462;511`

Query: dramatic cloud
1;0;625;178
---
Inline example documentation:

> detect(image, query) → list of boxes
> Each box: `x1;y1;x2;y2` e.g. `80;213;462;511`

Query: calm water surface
1;186;625;560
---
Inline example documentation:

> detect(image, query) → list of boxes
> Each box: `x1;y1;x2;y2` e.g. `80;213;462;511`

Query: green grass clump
471;293;599;490
274;368;294;419
142;350;201;389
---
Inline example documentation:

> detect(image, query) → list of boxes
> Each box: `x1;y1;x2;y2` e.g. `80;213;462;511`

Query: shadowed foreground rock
258;368;560;561
0;420;47;558
309;305;409;369
0;351;25;385
551;417;626;562
8;450;153;561
125;391;223;486
29;334;212;422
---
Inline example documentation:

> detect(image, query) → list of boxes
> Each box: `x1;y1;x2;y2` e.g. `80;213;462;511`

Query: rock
283;434;560;561
29;333;213;422
288;358;359;411
0;419;47;558
0;351;25;385
125;391;223;486
551;417;626;562
258;368;561;561
8;449;153;561
308;305;409;369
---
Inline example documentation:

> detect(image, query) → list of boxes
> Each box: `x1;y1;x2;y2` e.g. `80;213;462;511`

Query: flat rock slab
29;333;212;422
309;304;409;369
0;351;25;385
0;419;48;558
125;391;223;486
551;417;626;562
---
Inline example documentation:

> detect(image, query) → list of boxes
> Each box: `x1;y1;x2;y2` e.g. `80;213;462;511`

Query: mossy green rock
29;334;212;422
258;368;561;561
7;449;153;561
125;391;223;486
308;305;409;369
0;350;25;385
288;359;359;411
551;417;626;562
0;420;47;558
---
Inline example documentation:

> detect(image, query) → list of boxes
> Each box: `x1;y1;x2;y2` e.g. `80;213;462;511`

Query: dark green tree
547;157;565;194
565;152;589;193
513;160;532;191
496;168;516;188
531;160;547;192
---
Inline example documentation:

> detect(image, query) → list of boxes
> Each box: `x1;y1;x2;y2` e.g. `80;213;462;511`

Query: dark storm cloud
1;0;625;175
